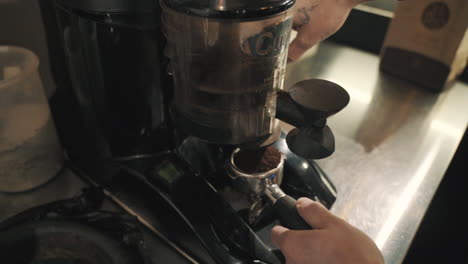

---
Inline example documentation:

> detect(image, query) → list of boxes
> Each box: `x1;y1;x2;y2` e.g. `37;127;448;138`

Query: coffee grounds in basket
234;146;282;174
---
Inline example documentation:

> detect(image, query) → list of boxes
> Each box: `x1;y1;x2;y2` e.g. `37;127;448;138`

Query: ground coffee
234;146;282;174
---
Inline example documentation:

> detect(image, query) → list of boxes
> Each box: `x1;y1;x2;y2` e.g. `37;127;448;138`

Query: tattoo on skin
293;5;318;30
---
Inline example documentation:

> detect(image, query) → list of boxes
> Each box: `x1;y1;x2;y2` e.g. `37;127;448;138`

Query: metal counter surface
284;42;468;264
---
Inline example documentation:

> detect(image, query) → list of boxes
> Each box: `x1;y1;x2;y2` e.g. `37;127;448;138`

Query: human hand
271;198;384;264
289;0;367;61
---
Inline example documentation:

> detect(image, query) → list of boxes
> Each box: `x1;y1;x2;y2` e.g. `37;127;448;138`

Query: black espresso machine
39;0;350;263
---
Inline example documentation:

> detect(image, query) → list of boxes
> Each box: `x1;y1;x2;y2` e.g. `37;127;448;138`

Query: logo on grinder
242;19;293;57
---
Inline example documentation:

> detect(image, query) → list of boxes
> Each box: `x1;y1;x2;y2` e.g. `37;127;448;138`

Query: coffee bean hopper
43;0;350;263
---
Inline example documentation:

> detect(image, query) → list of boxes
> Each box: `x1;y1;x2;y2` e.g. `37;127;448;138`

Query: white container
0;46;62;192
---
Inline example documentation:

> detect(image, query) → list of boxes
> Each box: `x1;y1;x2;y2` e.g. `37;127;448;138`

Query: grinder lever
265;184;312;230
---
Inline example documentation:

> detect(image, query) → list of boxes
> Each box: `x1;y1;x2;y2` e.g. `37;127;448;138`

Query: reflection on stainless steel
228;148;286;196
284;42;468;264
265;184;287;203
214;0;226;10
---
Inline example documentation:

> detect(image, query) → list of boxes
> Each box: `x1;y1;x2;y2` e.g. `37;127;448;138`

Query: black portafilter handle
276;79;350;160
265;184;311;230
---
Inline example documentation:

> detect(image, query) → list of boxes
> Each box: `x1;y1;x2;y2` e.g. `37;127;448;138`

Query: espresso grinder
46;0;350;263
148;0;350;262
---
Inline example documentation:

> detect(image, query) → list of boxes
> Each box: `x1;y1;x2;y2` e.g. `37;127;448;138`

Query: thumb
296;198;336;229
271;225;290;249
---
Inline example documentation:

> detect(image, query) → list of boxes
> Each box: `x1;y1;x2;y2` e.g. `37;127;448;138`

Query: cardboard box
380;0;468;92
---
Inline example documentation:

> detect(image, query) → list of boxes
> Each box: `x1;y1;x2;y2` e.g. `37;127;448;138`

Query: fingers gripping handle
265;184;312;230
275;196;312;230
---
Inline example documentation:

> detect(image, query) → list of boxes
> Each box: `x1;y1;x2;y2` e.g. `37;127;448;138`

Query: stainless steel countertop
284;42;468;264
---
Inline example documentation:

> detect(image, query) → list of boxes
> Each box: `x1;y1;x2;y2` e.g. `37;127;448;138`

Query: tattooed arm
289;0;370;61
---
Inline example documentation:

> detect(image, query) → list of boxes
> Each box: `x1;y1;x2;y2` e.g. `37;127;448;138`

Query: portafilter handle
265;184;312;230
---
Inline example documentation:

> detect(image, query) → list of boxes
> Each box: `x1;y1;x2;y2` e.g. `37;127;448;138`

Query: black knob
289;79;350;121
276;79;349;160
286;126;335;159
